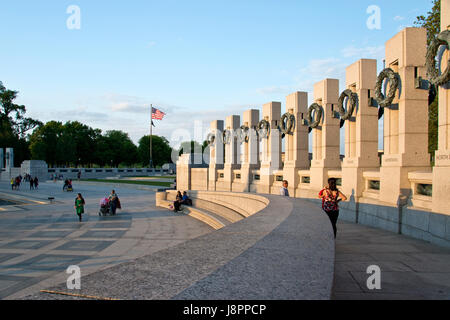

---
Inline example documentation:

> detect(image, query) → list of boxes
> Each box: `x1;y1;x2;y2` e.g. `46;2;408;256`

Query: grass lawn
84;179;173;187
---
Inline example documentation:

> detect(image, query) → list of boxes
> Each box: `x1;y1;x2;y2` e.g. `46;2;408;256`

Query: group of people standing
10;175;39;190
279;178;347;239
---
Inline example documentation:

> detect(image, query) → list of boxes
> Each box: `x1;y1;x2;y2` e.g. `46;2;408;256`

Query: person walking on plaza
319;178;347;238
77;171;81;181
34;177;39;190
29;177;34;190
280;180;290;197
108;190;120;215
74;193;85;222
10;178;15;190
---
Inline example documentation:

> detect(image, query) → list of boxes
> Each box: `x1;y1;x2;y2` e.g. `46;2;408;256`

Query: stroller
63;180;74;192
99;197;111;216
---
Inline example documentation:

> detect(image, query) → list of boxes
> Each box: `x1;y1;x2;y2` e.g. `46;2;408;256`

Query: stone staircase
156;190;268;230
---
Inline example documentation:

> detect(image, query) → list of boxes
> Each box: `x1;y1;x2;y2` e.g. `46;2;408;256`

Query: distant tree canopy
0;81;42;166
138;135;172;167
414;0;440;45
414;0;440;159
29;122;173;168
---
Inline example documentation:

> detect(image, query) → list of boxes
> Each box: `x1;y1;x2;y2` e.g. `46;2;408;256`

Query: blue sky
0;0;433;149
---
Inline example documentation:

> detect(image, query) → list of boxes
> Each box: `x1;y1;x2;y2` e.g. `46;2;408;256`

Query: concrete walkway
333;221;450;300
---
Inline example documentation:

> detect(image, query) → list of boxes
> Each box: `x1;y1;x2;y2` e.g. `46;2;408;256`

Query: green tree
0;81;42;138
64;121;102;166
138;135;172;167
414;0;440;161
414;0;441;45
29;121;64;166
0;81;41;166
103;130;138;167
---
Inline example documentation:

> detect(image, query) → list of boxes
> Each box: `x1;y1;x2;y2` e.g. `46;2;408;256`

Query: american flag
152;107;166;120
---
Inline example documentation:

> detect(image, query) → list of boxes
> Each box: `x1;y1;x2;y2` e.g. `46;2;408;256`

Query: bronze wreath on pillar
374;68;400;108
307;103;323;129
279;113;296;135
257;120;270;140
338;89;358;121
426;30;450;86
206;133;216;146
238;125;250;144
223;129;232;145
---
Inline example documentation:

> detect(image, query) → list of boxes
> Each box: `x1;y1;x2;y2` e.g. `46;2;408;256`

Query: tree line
29;121;173;168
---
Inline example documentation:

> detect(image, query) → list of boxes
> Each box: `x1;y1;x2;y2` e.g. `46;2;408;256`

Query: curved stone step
191;198;244;223
156;199;225;230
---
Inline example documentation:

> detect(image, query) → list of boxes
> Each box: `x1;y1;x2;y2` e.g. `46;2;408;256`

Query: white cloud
341;45;385;59
256;85;295;95
394;15;405;21
147;41;157;47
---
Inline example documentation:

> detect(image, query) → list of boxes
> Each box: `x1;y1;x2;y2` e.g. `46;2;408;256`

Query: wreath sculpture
223;129;232;145
338;89;358;121
280;113;296;135
426;30;450;86
206;133;216;146
374;68;400;108
307;103;323;129
257;119;270;140
238;125;250;144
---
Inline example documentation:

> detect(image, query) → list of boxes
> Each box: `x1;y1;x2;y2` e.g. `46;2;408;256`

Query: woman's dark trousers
325;210;339;238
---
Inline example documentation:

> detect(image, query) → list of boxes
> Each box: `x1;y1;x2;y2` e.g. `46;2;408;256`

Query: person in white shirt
280;180;290;197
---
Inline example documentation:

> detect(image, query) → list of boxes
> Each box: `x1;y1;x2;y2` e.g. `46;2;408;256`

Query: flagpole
150;104;153;169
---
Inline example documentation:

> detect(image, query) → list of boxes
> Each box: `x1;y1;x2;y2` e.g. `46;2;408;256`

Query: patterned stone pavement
0;181;213;299
333;221;450;300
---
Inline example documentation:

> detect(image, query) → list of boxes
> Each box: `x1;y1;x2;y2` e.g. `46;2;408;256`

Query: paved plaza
0;181;213;299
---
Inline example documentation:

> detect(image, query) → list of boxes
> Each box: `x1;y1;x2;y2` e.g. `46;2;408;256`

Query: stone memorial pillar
0;148;3;170
341;59;380;200
5;148;14;169
221;115;240;191
176;153;192;191
260;102;282;194
239;109;260;192
380;28;430;206
208;120;224;191
432;0;450;215
283;92;309;196
310;79;341;191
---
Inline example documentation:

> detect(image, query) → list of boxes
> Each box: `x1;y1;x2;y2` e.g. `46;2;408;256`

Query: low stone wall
156;191;335;299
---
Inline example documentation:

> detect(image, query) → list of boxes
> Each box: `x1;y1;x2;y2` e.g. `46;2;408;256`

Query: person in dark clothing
34;177;39;189
181;191;192;206
319;178;347;238
173;191;182;212
29;177;34;190
108;190;119;215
